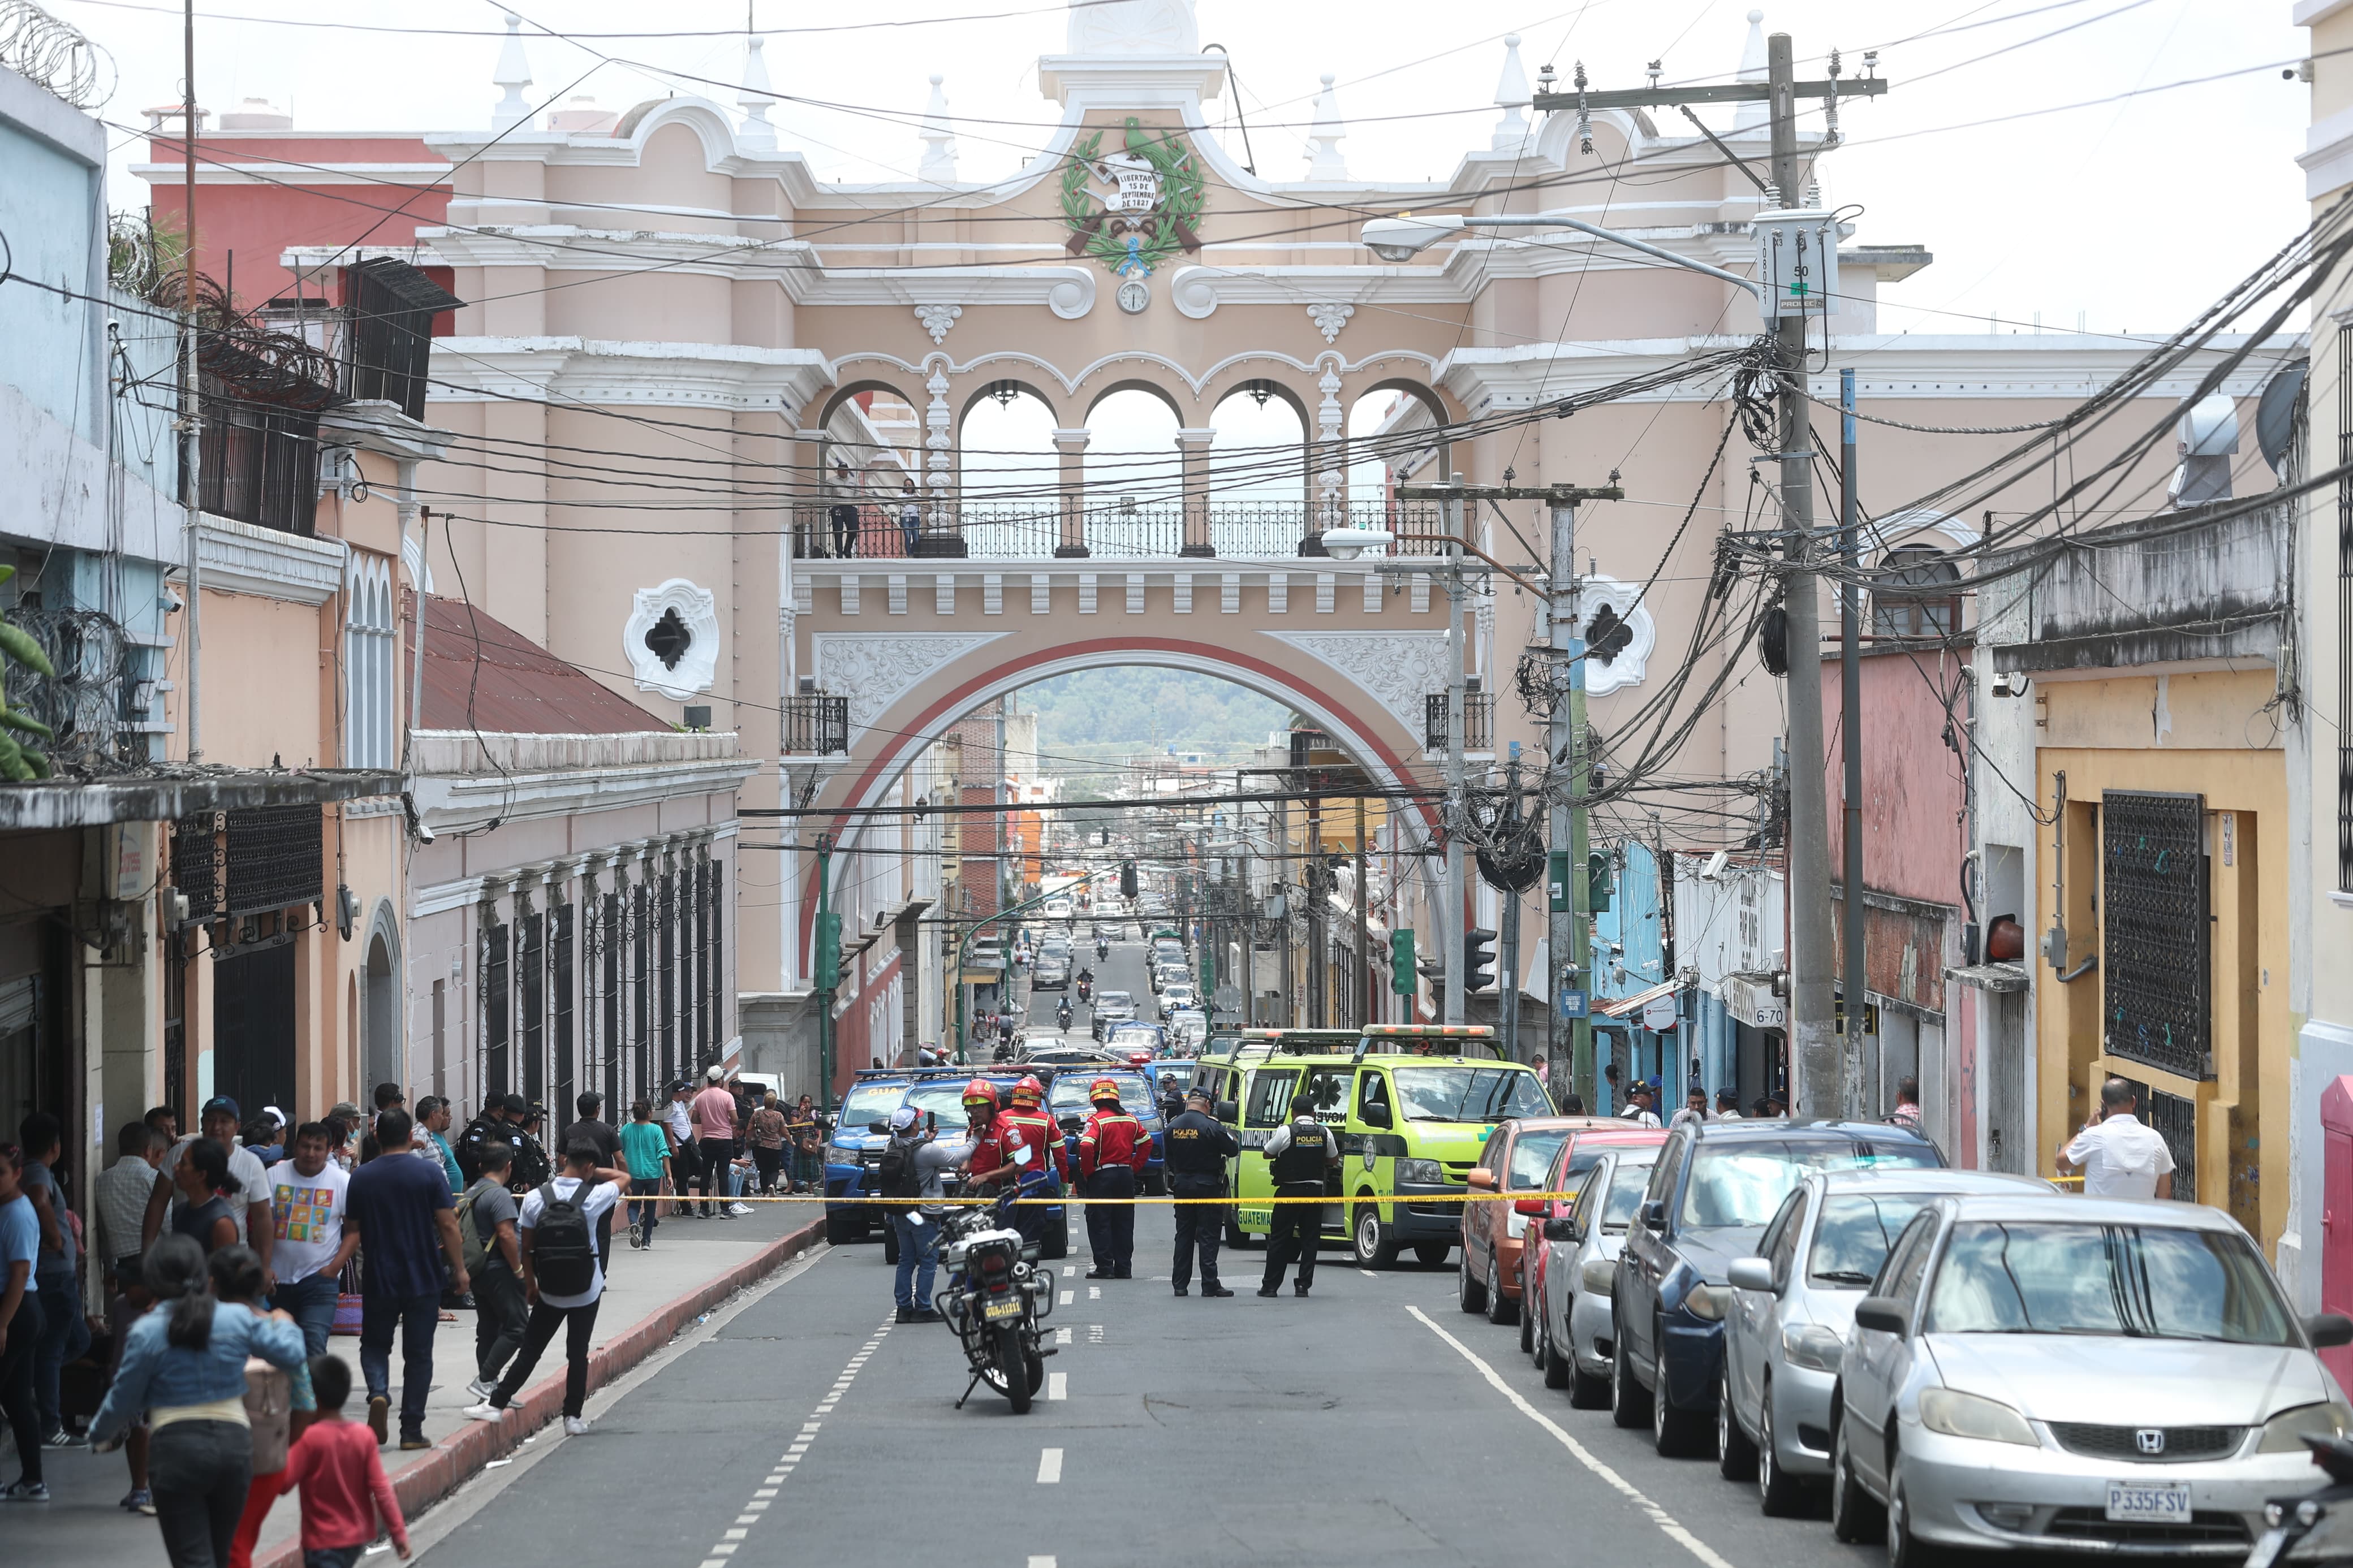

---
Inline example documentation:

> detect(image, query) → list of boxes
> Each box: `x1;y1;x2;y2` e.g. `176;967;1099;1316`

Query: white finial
492;12;533;132
1491;34;1531;151
918;74;958;184
1734;9;1769;132
1305;72;1348;180
738;34;777;150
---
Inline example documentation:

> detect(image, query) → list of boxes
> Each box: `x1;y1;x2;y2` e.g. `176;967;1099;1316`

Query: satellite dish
2257;360;2308;476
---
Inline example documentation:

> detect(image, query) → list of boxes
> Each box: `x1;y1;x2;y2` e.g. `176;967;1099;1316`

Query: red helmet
961;1078;998;1109
1089;1077;1121;1105
1012;1075;1045;1105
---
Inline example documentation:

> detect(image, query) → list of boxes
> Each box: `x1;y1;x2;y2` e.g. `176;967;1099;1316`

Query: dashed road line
1048;1371;1067;1401
696;1316;894;1567
1406;1305;1736;1568
1037;1446;1064;1483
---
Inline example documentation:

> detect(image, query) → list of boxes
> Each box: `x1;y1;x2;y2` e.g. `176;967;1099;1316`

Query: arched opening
1206;382;1307;555
1869;543;1963;640
812;381;922;558
1347;384;1447;509
958;381;1059;555
361;903;402;1098
1083;385;1184;552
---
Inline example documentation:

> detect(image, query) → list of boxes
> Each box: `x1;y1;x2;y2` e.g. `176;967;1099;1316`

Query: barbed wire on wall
0;2;113;110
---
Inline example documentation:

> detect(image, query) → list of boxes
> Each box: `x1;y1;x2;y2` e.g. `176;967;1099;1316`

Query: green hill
1018;666;1288;780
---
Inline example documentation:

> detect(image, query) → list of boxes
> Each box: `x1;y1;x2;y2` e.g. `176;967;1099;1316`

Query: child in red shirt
282;1355;409;1567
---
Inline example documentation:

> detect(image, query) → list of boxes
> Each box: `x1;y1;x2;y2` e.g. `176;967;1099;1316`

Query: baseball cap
706;1065;726;1083
889;1105;920;1132
200;1095;240;1121
501;1092;529;1116
669;1079;691;1093
260;1105;287;1129
1184;1084;1213;1103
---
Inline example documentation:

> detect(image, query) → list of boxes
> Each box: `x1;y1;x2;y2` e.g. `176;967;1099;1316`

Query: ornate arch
817;377;923;430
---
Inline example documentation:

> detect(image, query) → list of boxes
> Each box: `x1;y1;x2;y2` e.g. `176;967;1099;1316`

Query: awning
1593;978;1679;1021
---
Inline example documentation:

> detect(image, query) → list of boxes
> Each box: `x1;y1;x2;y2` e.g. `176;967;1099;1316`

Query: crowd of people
0;1065;829;1562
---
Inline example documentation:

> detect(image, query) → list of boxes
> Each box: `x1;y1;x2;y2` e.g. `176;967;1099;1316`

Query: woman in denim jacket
92;1233;308;1567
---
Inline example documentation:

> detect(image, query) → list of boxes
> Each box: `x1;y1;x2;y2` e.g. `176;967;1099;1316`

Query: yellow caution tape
647;1190;1579;1206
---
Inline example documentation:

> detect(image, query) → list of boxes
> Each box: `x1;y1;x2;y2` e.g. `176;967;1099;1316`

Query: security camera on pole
1364;34;1887;1115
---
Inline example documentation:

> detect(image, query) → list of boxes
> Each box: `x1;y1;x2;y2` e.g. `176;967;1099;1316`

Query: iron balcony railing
790;501;1459;562
1424;689;1495;754
784;692;850;756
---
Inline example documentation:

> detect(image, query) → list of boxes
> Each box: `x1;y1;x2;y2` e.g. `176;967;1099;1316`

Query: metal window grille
785;694;849;756
482;919;510;1098
341;258;462;421
686;859;705;1071
632;884;652;1091
658;872;676;1086
171;813;221;924
197;368;326;536
163;935;187;1125
342;555;396;770
552;902;575;1125
1424;690;1494;753
223;804;322;918
2149;1088;2197;1201
709;861;725;1057
518;909;545;1104
602;891;623;1112
2100;791;2212;1081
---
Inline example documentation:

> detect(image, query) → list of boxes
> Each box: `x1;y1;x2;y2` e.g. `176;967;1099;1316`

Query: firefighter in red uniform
962;1079;1023;1189
989;1075;1067;1251
1077;1078;1152;1280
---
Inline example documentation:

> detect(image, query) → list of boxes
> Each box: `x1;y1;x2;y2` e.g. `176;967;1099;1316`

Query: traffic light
1119;858;1137;899
1390;929;1416;995
1464;928;1497;993
1588;851;1612;914
814;910;842;990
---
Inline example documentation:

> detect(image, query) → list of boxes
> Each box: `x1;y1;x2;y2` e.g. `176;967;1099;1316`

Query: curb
257;1217;824;1568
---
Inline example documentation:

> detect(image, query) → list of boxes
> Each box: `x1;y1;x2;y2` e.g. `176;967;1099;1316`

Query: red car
1512;1124;1670;1358
1458;1116;1611;1327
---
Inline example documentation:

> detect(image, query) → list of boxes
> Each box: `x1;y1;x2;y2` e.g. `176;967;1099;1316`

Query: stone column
913;364;967;557
1051;427;1091;558
1176;426;1217;558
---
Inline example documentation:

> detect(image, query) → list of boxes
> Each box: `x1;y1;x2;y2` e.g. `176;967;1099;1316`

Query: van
1208;1024;1549;1268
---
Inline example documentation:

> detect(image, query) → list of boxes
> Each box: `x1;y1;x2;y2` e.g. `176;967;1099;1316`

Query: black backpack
877;1134;923;1204
533;1179;600;1296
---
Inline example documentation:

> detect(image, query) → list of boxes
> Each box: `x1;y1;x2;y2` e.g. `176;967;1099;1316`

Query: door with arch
360;905;403;1099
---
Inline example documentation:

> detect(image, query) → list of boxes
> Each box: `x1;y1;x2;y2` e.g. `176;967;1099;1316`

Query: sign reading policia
1061;118;1206;313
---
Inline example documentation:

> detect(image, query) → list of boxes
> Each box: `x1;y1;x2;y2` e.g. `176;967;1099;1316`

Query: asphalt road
411;934;1895;1568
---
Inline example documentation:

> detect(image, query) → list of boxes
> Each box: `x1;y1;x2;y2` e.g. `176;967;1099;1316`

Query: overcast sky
54;0;2306;342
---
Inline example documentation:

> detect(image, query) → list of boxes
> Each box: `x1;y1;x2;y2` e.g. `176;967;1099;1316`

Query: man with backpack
462;1139;628;1437
880;1105;971;1324
455;1142;526;1402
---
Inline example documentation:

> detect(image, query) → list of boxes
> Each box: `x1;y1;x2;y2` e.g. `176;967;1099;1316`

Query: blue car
1610;1117;1943;1456
823;1068;1068;1258
1046;1068;1167;1195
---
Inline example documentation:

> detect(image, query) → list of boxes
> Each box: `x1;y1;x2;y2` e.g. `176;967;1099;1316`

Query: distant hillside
1018;666;1288;778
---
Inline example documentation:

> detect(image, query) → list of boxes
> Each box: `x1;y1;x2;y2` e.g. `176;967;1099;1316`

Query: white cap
890;1106;920;1132
706;1065;726;1083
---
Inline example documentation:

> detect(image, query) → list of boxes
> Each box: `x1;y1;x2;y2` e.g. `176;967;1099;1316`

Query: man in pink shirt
282;1355;408;1565
688;1068;739;1219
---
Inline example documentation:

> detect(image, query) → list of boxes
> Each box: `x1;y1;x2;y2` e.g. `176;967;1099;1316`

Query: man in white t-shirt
140;1095;276;1280
2057;1078;2177;1200
461;1138;628;1436
267;1121;362;1355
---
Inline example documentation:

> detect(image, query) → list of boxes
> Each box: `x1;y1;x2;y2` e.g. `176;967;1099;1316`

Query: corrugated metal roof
1593;978;1680;1020
405;592;671;736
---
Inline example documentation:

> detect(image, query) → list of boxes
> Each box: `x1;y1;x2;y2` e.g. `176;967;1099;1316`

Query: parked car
1517;1125;1671;1355
1532;1145;1665;1407
1719;1168;2049;1513
1613;1118;1942;1455
1456;1116;1608;1328
1830;1193;2353;1562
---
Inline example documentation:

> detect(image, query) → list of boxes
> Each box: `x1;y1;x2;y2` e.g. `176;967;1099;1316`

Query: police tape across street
645;1191;1583;1204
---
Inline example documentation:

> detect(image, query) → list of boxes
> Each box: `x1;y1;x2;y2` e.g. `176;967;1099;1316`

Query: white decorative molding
1307;302;1354;343
811;631;1009;736
1126;573;1145;614
1173;573;1192;614
1268;572;1287;614
936;573;957;615
924;365;953;507
1573;573;1658;697
840;574;860;615
1078;573;1098;614
982;573;1002;615
914;303;962;343
1030;574;1051;614
1362;573;1381;614
194;515;344;605
1315;572;1336;614
1265;630;1452;738
1221;572;1240;614
623;578;720;701
1315;364;1344;504
429;336;834;416
887;574;908;615
1410;576;1430;615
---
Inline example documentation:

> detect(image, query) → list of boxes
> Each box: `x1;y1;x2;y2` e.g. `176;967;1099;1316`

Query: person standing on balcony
899;477;922;555
829;462;859;558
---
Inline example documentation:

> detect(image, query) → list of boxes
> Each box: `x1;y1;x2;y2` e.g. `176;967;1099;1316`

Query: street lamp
1318;526;1392;559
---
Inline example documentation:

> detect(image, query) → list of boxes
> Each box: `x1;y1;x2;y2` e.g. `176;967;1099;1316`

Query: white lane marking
1062;1264;1076;1276
753;1489;777;1498
1048;1372;1068;1401
696;1318;889;1565
1088;1285;1101;1300
1055;1327;1072;1344
1360;1269;1378;1278
1406;1305;1737;1568
1059;1290;1073;1305
1029;1558;1058;1567
1037;1447;1064;1484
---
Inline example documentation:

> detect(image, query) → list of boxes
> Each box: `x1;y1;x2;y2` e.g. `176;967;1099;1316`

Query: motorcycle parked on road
2251;1436;2353;1567
937;1177;1055;1413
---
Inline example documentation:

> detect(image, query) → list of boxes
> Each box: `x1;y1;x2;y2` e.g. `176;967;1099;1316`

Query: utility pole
813;832;837;1117
1442;477;1468;1025
1839;367;1868;1118
1498;748;1523;1064
1354;794;1369;1030
1527;36;1884;1116
179;0;202;761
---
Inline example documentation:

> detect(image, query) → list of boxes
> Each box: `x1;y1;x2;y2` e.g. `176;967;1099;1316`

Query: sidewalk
1;1200;824;1568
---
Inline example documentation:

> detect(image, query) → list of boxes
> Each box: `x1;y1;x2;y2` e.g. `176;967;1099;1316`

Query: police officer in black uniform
1162;1084;1237;1298
508;1097;553;1191
455;1094;523;1185
1258;1100;1339;1298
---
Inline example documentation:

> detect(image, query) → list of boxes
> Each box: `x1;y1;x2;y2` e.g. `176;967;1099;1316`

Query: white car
1829;1193;2353;1563
1532;1146;1662;1407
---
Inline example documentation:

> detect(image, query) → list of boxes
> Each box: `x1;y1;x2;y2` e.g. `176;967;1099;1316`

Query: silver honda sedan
1828;1193;2353;1562
1532;1146;1662;1407
1719;1168;2049;1513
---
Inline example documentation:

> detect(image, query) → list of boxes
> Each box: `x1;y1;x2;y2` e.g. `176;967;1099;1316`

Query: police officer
1258;1099;1339;1298
1162;1084;1237;1298
507;1095;553;1191
455;1094;523;1185
1076;1078;1150;1281
992;1076;1067;1252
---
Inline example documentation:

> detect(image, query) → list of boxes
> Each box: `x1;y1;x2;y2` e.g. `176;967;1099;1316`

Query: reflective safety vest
1269;1120;1331;1186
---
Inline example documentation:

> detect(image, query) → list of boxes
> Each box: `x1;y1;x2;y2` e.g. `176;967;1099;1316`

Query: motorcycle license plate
2106;1480;2192;1524
982;1295;1023;1321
